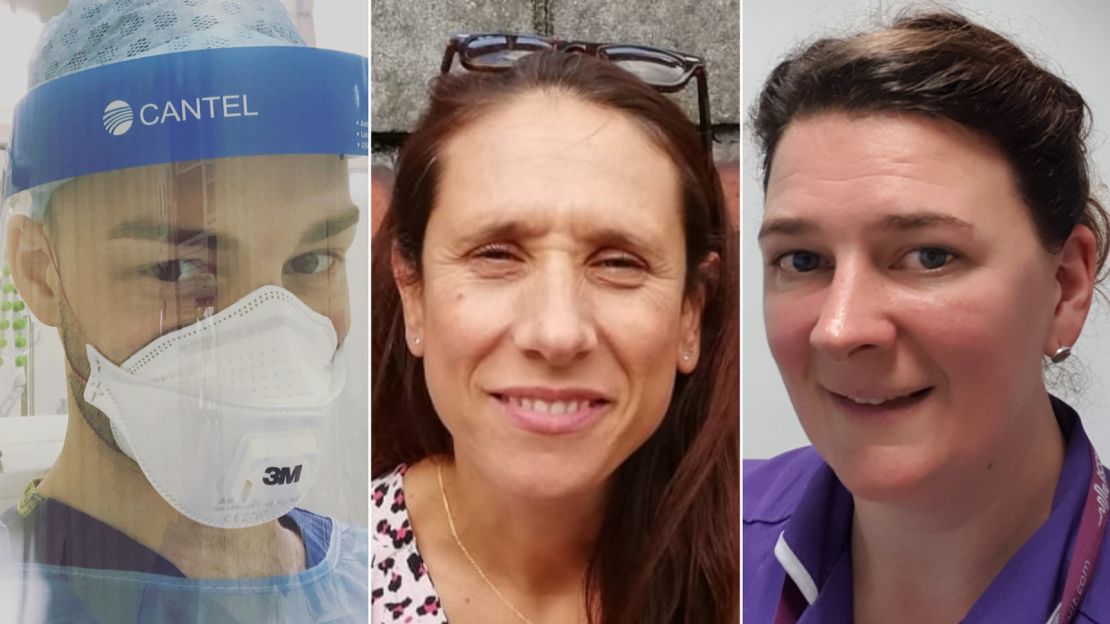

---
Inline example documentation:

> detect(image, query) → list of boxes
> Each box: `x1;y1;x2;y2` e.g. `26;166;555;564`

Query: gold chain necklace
437;462;537;624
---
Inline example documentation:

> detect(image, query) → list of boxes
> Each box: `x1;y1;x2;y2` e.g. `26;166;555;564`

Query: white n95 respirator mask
81;285;347;529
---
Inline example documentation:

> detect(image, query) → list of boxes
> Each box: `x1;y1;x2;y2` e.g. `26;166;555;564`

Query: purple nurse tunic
743;398;1110;623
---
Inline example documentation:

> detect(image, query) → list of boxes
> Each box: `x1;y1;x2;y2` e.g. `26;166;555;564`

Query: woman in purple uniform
744;12;1110;624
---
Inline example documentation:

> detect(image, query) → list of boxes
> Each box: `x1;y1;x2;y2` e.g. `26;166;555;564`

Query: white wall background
742;0;1110;459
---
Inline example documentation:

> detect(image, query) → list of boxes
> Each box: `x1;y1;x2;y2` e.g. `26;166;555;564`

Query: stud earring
413;335;421;346
682;352;692;362
1051;345;1072;364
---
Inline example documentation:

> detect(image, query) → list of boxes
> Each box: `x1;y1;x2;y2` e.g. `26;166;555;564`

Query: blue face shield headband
3;45;368;199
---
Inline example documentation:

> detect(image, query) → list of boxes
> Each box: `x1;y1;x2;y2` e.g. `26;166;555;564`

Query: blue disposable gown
0;510;368;623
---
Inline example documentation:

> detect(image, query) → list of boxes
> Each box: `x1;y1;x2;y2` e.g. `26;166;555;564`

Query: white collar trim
773;531;1066;622
775;530;819;605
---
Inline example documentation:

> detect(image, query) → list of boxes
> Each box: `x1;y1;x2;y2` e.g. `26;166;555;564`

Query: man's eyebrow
109;221;232;247
300;206;360;245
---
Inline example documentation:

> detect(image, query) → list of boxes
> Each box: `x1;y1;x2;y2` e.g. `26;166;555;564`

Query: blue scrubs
743;398;1110;623
0;494;332;574
0;489;367;623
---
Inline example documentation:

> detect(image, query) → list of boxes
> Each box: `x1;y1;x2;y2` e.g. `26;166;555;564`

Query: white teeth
851;397;886;405
508;398;590;415
847;390;919;405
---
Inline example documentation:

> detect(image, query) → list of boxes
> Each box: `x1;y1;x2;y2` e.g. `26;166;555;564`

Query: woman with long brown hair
371;38;738;624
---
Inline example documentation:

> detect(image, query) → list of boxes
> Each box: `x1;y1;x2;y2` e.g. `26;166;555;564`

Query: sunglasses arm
696;69;713;157
440;37;463;74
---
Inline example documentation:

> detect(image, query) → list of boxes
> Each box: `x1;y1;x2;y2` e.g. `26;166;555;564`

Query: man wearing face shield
0;1;368;622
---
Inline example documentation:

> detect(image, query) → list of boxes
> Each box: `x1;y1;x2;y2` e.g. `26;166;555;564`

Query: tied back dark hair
371;51;738;623
752;11;1110;275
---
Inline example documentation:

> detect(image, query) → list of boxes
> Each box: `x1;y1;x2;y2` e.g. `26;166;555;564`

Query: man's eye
150;259;208;282
775;250;824;273
285;251;336;275
902;247;956;270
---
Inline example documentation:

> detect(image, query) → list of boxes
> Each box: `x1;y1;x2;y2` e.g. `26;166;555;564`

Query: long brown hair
371;51;738;623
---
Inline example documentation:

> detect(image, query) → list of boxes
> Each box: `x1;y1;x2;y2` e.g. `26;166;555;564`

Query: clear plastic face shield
0;12;368;621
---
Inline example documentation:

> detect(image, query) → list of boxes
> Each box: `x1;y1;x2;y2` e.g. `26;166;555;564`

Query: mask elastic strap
40;232;101;386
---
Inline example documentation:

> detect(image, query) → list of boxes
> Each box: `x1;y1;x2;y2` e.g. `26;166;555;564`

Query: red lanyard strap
773;445;1109;624
1057;445;1108;624
773;576;807;624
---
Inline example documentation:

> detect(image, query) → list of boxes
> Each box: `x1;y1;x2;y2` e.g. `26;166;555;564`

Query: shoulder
372;464;415;557
371;464;446;623
1077;465;1110;623
743;447;825;623
372;465;413;550
372;464;408;510
744;446;825;524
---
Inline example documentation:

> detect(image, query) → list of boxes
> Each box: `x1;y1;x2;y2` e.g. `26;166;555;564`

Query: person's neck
35;394;305;579
440;455;604;598
851;395;1066;624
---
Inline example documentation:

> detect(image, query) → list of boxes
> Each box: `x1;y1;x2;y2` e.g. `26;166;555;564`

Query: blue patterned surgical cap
23;0;307;218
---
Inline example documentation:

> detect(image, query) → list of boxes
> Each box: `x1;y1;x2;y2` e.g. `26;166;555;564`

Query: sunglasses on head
441;33;713;156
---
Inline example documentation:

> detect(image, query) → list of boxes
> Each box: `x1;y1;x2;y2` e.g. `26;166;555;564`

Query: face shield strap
3;45;368;199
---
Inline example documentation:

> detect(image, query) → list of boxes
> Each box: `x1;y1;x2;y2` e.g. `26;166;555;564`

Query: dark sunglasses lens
603;46;689;87
463;35;554;68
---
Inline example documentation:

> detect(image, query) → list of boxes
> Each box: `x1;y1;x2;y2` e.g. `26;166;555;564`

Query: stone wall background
370;0;740;228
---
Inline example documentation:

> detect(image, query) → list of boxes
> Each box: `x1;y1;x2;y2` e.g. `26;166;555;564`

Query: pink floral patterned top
372;465;449;623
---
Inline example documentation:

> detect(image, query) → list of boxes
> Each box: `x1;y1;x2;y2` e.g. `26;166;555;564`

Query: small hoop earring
1051;345;1072;364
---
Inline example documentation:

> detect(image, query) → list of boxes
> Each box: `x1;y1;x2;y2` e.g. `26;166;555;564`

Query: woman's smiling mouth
490;388;612;435
825;386;934;413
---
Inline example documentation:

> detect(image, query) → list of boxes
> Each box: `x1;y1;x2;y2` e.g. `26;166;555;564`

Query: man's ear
7;214;61;327
677;252;720;374
392;244;425;357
